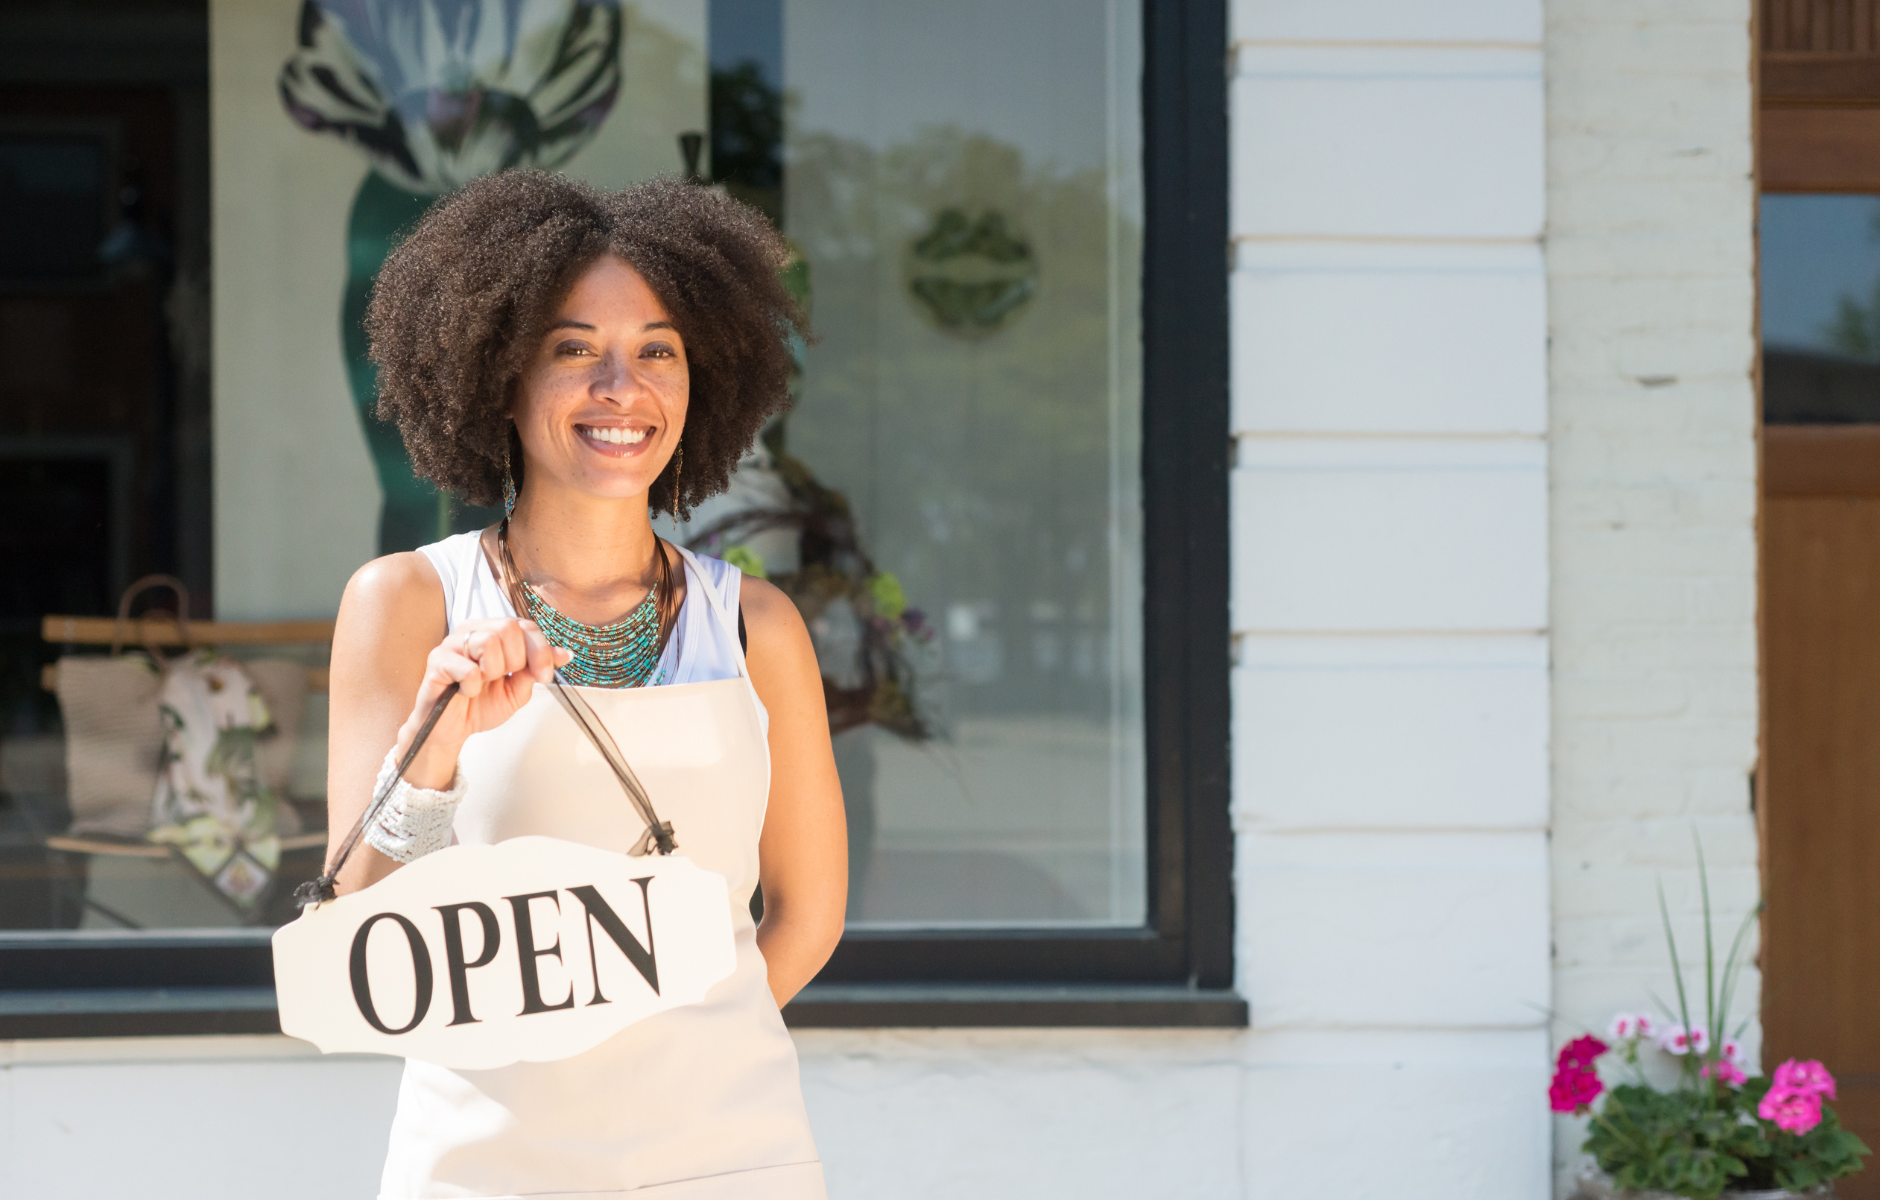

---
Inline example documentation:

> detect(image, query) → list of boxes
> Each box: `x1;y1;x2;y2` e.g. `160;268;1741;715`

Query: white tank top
376;531;823;1200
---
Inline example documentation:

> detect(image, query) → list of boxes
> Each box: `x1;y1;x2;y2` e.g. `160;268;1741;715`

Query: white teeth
581;426;648;446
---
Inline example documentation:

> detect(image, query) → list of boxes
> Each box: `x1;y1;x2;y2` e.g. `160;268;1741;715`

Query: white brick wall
1544;0;1759;1192
1226;6;1554;1197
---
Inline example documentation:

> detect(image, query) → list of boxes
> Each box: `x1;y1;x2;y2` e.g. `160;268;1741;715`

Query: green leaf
1695;833;1716;1070
721;544;769;579
867;571;908;620
1657;880;1695;1074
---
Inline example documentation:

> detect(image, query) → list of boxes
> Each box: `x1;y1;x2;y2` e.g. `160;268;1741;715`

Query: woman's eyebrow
545;319;674;332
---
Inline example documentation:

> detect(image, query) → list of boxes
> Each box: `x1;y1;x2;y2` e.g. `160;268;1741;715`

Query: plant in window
689;426;934;740
1559;847;1869;1199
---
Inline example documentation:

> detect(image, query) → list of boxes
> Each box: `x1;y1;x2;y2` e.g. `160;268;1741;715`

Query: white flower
1608;1012;1644;1041
1658;1023;1708;1056
280;0;623;194
1723;1038;1746;1066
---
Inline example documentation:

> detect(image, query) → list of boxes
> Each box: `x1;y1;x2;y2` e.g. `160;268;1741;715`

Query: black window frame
0;0;1237;1035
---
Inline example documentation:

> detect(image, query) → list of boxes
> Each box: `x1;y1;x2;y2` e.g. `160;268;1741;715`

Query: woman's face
511;254;688;505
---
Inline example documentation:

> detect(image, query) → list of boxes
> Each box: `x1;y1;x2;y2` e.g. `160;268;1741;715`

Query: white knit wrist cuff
363;748;467;864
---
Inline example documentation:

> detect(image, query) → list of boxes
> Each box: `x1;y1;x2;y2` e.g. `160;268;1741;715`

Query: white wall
0;1036;403;1198
1543;0;1761;1191
1225;2;1554;1196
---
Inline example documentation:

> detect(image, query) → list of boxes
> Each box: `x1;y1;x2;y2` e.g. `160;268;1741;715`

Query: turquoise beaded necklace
498;521;675;689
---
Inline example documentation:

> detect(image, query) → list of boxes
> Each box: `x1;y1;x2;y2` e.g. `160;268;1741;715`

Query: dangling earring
502;449;518;521
672;441;683;515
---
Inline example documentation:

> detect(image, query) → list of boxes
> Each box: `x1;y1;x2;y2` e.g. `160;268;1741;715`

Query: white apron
379;535;825;1200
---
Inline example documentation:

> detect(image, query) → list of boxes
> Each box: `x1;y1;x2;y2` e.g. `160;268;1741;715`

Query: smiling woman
365;171;805;519
319;171;841;1200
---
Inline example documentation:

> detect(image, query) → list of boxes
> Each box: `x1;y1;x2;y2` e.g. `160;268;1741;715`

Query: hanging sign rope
274;675;734;1069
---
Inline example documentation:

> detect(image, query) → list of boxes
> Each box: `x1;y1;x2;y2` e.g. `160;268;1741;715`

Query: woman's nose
592;352;635;400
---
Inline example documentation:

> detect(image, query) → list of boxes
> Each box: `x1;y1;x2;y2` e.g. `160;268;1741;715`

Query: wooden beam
1766;425;1880;496
1764;53;1880;104
1761;106;1880;191
40;615;335;647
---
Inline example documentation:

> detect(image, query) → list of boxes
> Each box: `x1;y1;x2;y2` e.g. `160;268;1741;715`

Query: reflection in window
689;0;1147;928
1;94;216;933
1762;194;1880;424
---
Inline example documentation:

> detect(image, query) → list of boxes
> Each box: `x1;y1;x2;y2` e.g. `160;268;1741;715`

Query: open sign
272;837;737;1068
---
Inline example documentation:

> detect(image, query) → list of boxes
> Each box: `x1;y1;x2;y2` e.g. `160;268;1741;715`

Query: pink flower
1558;1035;1610;1070
1772;1059;1837;1101
1701;1058;1747;1087
1634;1014;1656;1039
1608;1013;1645;1041
1760;1086;1825;1135
1722;1038;1747;1067
1550;1065;1605;1114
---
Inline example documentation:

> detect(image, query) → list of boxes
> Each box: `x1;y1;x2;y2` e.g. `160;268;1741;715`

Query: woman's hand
398;618;572;790
327;554;572;896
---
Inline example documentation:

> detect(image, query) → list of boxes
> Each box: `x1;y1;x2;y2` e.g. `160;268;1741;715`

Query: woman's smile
575;422;655;456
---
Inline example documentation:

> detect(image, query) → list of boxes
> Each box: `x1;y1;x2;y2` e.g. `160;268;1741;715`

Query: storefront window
2;1;1238;1026
1;0;1145;941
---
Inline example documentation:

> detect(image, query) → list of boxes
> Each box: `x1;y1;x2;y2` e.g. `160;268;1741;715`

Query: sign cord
293;681;462;908
545;672;677;857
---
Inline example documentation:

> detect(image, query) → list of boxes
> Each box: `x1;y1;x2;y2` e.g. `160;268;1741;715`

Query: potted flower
1556;851;1869;1198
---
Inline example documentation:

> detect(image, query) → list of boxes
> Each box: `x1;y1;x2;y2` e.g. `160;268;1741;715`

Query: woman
324;171;846;1200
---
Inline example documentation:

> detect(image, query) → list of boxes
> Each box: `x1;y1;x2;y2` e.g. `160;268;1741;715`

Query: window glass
1762;194;1880;423
682;0;1146;928
0;83;216;933
1;0;1145;937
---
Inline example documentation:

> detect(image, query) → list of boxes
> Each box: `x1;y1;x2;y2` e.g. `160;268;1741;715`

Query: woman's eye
556;341;594;357
643;342;676;359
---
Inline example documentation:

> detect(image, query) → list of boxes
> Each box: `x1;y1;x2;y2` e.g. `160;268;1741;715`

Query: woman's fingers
491;620;530;681
438;649;485;698
519;620;561;681
416;618;573;735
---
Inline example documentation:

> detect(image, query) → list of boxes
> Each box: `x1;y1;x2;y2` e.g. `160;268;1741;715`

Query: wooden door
1763;426;1880;1194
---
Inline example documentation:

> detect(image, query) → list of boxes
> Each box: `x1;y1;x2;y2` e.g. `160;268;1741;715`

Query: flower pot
1577;1173;1833;1200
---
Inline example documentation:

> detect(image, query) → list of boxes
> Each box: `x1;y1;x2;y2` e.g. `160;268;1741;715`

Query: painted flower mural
279;0;624;551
